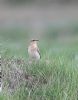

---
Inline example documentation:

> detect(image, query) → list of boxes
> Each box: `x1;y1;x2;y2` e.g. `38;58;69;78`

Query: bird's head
30;39;39;47
31;39;39;42
30;39;39;43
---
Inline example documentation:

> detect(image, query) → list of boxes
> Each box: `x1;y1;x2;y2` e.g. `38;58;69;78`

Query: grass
0;25;78;100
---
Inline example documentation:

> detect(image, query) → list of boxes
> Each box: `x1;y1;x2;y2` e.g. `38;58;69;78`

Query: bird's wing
37;47;41;58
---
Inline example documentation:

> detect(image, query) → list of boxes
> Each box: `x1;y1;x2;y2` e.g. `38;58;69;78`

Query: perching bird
28;39;41;61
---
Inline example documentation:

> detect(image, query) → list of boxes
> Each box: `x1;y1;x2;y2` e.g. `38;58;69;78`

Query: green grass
0;26;78;100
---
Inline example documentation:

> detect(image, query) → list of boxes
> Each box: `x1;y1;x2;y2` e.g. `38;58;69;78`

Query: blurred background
0;0;78;58
0;1;78;99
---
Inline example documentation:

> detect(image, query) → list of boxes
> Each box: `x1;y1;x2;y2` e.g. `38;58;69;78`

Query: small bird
28;39;41;61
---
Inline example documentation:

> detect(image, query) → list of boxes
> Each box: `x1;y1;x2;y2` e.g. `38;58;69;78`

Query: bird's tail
0;55;2;92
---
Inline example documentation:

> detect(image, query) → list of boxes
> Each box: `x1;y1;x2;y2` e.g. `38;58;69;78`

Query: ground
0;23;78;100
0;2;78;100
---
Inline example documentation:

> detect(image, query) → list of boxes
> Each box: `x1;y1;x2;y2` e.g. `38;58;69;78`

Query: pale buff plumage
28;40;40;60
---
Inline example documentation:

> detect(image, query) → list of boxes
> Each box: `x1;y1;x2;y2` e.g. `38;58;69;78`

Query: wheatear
28;39;41;61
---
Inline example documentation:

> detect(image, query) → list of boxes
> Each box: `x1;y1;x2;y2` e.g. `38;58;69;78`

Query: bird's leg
28;57;33;64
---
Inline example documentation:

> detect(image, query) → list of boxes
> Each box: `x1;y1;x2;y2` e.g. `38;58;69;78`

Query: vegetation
0;23;78;100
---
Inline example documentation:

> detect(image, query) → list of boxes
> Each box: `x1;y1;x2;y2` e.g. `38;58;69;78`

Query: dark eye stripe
31;39;39;42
